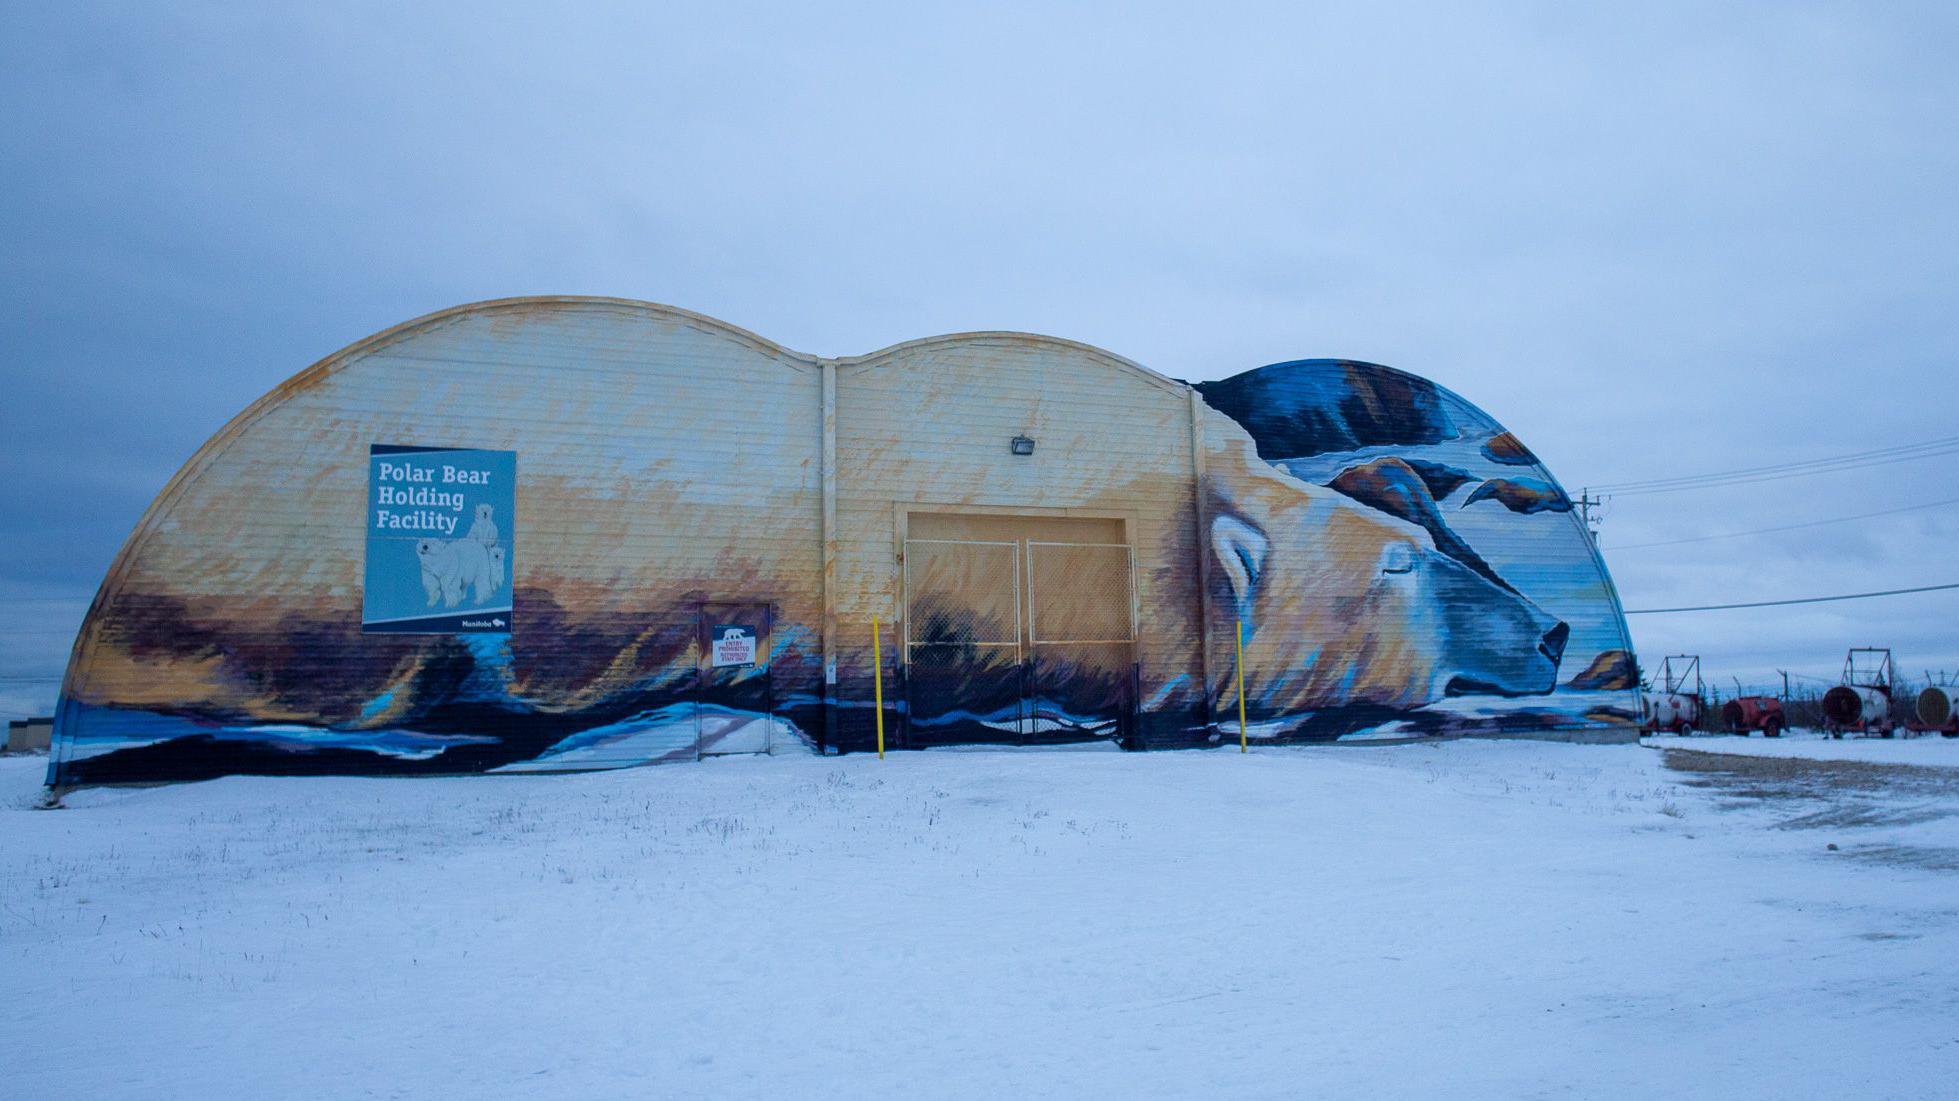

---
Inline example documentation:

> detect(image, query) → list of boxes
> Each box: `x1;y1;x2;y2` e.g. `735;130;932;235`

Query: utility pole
1577;489;1603;542
1778;670;1789;703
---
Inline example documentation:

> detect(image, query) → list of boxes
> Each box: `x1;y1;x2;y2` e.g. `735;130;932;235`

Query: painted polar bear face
1208;441;1567;714
415;539;439;563
474;503;494;523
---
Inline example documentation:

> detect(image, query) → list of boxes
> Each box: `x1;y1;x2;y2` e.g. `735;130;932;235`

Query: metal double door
696;602;777;756
902;538;1136;746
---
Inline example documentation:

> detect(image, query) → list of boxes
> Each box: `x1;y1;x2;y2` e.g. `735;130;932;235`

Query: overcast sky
4;2;1957;716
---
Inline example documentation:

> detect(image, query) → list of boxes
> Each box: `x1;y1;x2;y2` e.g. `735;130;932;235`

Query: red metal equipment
1722;695;1785;737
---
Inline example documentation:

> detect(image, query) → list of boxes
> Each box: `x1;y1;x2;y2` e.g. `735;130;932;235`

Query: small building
46;298;1638;787
7;717;53;754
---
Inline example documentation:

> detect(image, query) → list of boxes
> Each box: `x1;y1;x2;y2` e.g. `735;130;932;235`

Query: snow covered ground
1645;728;1959;768
4;742;1957;1099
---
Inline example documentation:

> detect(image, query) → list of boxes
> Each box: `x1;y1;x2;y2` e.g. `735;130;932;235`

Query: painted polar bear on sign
416;537;500;608
467;503;499;548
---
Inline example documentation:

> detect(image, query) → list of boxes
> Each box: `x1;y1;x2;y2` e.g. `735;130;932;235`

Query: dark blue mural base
52;698;828;787
53;694;1636;787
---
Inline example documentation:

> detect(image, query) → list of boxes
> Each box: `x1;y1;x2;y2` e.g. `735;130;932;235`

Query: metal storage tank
46;298;1639;788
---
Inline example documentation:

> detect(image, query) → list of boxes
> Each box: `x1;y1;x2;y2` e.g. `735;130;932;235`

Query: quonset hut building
47;298;1638;787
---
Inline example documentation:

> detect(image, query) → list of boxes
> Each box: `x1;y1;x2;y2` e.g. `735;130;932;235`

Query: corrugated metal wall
53;300;828;781
48;299;1639;788
832;334;1207;750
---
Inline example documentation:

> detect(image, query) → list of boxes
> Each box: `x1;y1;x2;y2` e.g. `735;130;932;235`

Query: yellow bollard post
872;615;885;760
1237;618;1247;752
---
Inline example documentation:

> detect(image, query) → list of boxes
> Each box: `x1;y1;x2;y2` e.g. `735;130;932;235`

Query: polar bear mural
42;298;1637;789
1193;358;1630;739
1200;430;1570;735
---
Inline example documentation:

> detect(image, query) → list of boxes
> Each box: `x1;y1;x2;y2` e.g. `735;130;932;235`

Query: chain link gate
1026;541;1137;743
901;535;1136;747
903;539;1025;746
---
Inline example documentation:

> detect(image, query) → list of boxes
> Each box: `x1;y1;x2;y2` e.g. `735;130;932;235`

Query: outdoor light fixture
1010;435;1036;455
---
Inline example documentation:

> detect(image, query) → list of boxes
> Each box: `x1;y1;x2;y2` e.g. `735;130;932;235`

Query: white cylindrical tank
1643;692;1700;731
1823;685;1889;727
1918;686;1956;727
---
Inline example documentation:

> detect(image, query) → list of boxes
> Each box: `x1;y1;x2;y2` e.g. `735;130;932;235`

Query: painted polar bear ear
1210;515;1269;621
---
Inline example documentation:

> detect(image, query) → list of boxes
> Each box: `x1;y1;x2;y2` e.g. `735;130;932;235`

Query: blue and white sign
710;624;757;668
363;444;515;634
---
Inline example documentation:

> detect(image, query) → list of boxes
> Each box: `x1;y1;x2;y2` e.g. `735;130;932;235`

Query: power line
1591;434;1959;496
1605;495;1959;551
1600;447;1959;496
1593;434;1959;492
1614;449;1959;496
1625;581;1959;615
